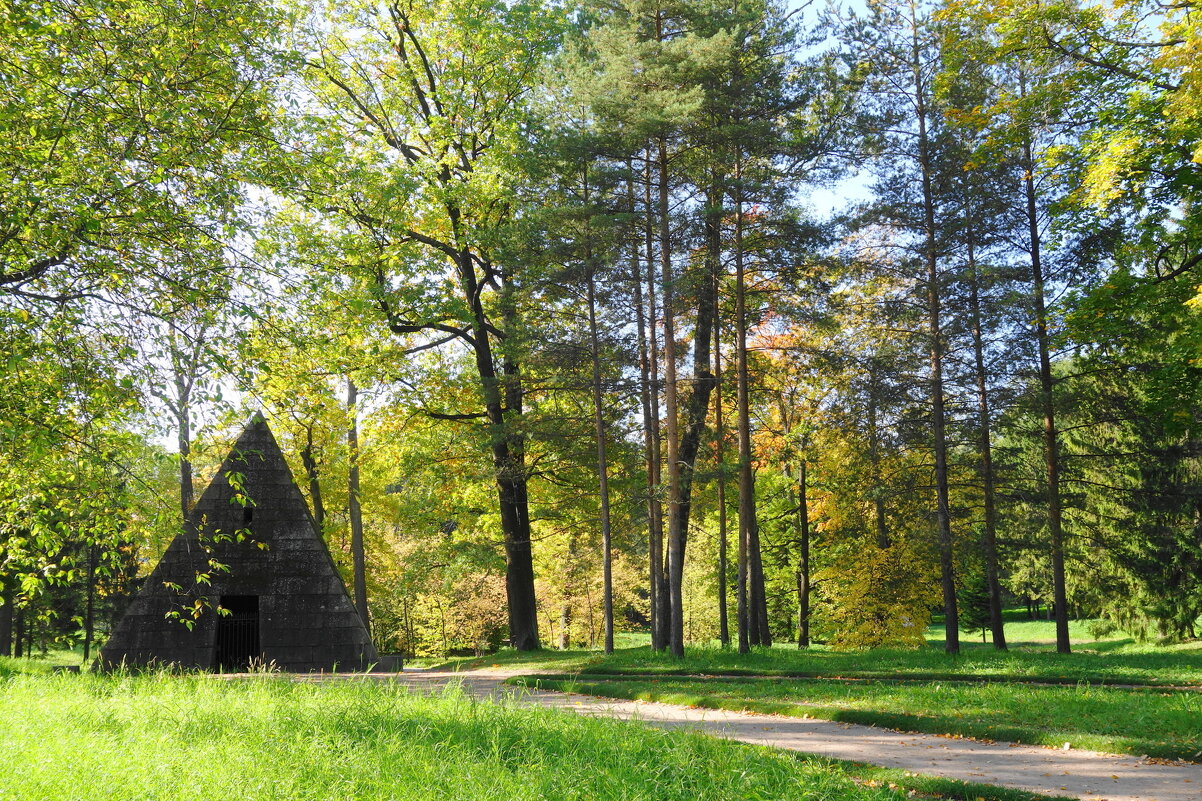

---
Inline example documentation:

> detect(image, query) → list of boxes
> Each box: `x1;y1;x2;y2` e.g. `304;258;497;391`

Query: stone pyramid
99;413;379;671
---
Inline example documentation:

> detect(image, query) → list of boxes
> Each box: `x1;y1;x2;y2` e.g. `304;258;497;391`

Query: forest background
1;0;1199;661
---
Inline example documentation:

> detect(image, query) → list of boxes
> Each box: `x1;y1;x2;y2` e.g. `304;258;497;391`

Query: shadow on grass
515;675;1202;763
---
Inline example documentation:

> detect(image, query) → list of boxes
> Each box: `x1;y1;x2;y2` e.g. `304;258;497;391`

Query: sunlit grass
0;669;1065;801
516;674;1202;761
436;618;1202;686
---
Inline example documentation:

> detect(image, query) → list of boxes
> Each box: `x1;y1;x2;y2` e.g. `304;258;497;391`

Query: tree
0;0;280;307
295;0;566;649
841;0;963;652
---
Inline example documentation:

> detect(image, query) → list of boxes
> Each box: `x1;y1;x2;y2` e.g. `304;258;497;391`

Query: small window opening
242;507;254;525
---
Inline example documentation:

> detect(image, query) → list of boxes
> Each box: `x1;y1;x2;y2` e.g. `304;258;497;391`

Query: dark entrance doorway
214;595;260;671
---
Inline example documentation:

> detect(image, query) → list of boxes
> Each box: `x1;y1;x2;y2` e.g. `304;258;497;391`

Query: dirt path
332;668;1202;801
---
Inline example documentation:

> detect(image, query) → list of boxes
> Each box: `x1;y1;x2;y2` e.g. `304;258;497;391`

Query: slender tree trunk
656;128;685;658
868;388;890;549
1021;130;1070;655
965;219;1008;651
797;458;811;648
83;543;97;662
585;232;615;654
13;606;24;658
714;269;730;649
737;488;750;653
641;151;668;652
584;583;597;648
778;390;811;649
176;386;193;525
347;377;369;632
734;225;750;656
910;6;958;654
559;602;571;650
0;583;12;657
300;424;326;532
628;161;661;649
733;167;770;648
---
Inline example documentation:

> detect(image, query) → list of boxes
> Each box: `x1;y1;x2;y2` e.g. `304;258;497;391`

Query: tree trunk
419;229;540;651
13;606;24;658
347;376;370;632
714;266;730;649
0;583;12;657
909;6;958;654
585;211;615;653
559;602;571;650
176;382;193;525
867;384;891;549
733;168;770;648
668;178;721;576
83;543;97;662
1021;130;1070;655
797;458;811;648
628;160;660;649
640;151;668;652
474;258;540;652
965;218;1008;651
657;127;686;658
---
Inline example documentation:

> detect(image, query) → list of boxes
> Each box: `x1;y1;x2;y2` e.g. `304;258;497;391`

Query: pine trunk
713;266;730;649
733;171;770;648
910;6;958;654
965;220;1008;651
1021;134;1071;655
585;239;615;654
657;130;685;658
641;151;668;652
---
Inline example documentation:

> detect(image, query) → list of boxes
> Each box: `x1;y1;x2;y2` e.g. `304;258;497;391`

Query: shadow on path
305;668;1202;801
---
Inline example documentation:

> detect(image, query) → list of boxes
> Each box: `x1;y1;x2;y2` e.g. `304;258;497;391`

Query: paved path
336;668;1202;801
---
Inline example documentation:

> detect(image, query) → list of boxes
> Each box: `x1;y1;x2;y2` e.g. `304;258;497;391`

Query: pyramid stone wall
99;414;378;672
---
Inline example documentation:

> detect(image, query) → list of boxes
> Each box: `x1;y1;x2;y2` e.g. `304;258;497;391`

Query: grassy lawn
514;674;1202;762
434;620;1202;687
0;666;1072;801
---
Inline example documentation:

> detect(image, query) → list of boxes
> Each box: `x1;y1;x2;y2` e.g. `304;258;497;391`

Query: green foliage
0;0;283;303
814;537;941;650
4;0;1202;668
958;568;994;641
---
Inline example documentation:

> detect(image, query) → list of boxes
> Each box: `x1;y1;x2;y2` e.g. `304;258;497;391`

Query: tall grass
0;671;930;801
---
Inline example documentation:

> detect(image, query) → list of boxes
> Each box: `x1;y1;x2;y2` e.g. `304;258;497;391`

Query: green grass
0;655;63;679
514;675;1202;762
925;608;1130;645
0;670;1071;801
440;634;1202;687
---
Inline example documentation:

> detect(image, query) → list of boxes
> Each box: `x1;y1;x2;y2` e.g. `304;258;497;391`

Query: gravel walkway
344;668;1202;801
